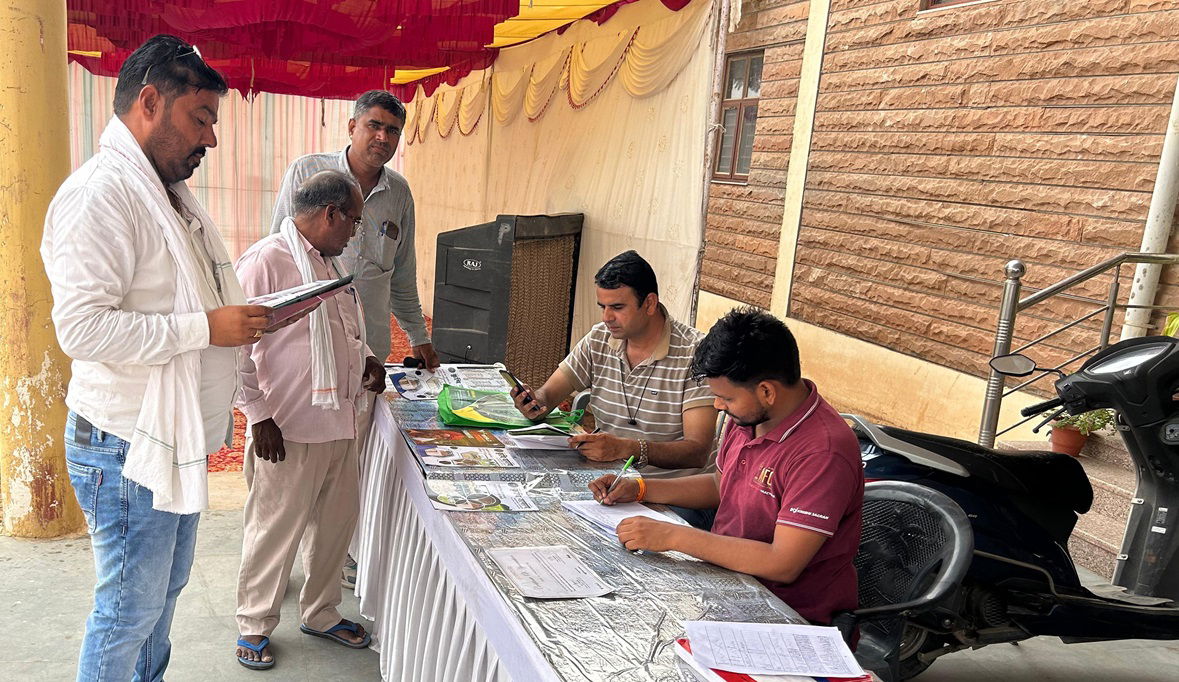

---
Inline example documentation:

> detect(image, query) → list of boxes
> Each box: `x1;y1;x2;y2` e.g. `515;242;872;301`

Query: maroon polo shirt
712;380;863;624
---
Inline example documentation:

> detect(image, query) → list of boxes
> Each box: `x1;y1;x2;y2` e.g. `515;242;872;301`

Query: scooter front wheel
898;625;939;680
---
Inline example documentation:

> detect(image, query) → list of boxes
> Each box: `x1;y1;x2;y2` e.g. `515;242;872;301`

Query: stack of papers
561;500;690;536
486;545;614;599
680;621;866;680
503;423;585;450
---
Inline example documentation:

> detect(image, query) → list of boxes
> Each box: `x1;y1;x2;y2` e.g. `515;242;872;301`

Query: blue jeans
64;411;200;682
669;505;717;531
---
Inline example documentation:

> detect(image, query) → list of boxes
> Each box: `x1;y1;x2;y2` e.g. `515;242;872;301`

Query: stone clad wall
700;0;810;307
789;0;1179;378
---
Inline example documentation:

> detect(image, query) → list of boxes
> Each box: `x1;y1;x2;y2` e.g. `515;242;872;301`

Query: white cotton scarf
278;216;364;410
100;116;246;515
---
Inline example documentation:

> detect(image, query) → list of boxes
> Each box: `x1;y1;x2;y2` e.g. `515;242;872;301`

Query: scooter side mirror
989;353;1037;377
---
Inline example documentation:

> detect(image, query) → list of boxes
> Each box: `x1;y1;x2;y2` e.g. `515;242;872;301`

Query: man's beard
729;408;769;428
146;114;204;184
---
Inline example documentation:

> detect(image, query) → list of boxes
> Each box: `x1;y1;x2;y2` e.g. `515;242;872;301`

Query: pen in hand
600;455;635;505
573;427;602;449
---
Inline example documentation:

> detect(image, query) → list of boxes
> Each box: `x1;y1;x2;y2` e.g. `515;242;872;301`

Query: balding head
291;170;363;257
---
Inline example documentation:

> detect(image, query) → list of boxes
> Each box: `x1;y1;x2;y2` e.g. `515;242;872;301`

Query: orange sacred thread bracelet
635;476;646;502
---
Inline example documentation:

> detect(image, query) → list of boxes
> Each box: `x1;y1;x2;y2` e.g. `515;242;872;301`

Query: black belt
74;414;96;445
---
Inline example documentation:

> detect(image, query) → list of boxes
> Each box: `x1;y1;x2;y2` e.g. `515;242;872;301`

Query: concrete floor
3;472;1179;681
0;472;379;681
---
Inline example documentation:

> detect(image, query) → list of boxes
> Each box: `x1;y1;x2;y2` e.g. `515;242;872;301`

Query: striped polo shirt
558;307;715;478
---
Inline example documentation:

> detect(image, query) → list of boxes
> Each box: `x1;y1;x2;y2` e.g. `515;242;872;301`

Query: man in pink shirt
232;170;387;668
590;307;863;625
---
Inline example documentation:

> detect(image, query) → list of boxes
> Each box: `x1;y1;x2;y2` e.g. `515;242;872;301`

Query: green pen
600;455;636;505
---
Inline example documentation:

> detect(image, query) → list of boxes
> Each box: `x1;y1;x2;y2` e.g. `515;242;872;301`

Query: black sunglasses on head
142;43;203;86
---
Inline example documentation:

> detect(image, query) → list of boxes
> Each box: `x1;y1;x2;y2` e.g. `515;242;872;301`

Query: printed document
681;621;864;678
487;545;614;599
562;500;689;536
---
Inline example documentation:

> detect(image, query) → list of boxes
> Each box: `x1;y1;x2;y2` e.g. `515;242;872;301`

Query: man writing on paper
510;252;717;506
589;308;864;625
41;35;270;681
233;171;387;669
271;90;436;370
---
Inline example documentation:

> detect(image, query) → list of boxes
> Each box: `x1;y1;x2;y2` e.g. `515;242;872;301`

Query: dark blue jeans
64;411;200;682
670;505;717;531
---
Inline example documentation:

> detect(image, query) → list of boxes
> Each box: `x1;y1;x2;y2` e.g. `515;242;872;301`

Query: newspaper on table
562;500;690;536
681;621;865;678
418;446;520;469
487;545;614;599
426;479;539;512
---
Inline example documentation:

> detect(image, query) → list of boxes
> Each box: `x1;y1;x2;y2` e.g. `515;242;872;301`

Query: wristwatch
634;439;650;469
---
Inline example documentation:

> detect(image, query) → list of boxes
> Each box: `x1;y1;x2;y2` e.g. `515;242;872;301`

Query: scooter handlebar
1021;397;1064;417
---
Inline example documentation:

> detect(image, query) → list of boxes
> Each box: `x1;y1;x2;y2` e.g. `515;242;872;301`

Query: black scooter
848;335;1179;679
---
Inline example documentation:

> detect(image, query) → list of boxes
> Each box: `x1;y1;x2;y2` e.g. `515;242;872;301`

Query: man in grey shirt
271;90;437;368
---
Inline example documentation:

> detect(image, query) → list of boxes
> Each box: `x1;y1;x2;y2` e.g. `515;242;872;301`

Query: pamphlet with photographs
425;479;539;512
386;366;443;401
403;428;506;448
418;446;520;469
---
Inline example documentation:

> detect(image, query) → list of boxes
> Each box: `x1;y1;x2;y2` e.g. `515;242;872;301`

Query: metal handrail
977;253;1179;448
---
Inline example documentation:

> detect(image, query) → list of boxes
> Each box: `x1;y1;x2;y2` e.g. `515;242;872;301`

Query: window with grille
713;51;763;182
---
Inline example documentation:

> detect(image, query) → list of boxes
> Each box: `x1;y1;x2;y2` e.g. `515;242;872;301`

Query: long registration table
354;392;803;682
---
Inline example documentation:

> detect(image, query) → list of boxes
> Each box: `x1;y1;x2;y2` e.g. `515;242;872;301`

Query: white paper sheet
673;640;815;682
487;545;615;599
561;500;689;536
437;364;514;391
682;621;865;678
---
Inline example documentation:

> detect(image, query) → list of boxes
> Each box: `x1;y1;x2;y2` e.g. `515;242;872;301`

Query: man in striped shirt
512;251;717;483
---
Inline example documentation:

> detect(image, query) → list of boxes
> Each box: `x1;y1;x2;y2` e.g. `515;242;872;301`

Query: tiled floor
3;472;1179;681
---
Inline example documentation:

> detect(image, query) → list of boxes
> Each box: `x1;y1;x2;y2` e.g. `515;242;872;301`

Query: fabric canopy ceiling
66;0;691;100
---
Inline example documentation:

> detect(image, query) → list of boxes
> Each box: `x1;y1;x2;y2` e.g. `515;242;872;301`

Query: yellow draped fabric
412;0;711;138
402;0;717;339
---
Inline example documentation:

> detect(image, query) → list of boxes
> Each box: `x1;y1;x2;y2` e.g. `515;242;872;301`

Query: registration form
487;545;615;599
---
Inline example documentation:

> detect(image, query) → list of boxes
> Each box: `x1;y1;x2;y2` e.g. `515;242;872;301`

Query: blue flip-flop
236;636;275;670
299;620;371;649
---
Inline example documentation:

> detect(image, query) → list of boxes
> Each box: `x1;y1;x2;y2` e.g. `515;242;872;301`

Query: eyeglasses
142;43;203;86
325;204;364;232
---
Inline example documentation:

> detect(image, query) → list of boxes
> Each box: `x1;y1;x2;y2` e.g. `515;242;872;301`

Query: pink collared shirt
235;230;371;444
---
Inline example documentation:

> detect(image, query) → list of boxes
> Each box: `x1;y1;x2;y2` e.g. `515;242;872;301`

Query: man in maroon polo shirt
589;307;863;624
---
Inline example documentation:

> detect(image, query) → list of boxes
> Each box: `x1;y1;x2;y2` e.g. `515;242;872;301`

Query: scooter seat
879;426;1094;514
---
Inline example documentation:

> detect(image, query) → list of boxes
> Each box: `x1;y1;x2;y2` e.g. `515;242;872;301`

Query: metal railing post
1099;269;1121;348
979;260;1025;447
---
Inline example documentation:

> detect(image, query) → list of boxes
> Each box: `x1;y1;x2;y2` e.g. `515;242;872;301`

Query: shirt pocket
358;219;402;272
65;460;102;533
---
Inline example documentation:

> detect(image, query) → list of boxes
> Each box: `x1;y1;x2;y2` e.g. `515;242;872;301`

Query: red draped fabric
67;0;695;100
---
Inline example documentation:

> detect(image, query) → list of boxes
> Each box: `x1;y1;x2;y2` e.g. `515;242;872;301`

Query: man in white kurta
41;35;270;682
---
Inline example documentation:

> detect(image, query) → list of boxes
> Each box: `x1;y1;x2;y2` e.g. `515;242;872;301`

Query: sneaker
341;555;358;590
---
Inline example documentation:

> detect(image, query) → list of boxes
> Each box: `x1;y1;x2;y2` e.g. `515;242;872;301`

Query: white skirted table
353;396;802;682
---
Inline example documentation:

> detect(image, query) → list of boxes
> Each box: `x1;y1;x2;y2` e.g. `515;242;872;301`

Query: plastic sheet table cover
385;396;804;681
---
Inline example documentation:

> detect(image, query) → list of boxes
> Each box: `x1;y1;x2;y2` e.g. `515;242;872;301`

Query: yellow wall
695;291;1046;444
0;0;85;537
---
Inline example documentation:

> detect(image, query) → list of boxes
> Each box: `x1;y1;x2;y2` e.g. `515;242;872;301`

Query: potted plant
1049;408;1116;456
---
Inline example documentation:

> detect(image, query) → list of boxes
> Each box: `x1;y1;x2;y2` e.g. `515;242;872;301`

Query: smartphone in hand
499;369;534;406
